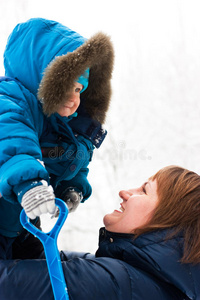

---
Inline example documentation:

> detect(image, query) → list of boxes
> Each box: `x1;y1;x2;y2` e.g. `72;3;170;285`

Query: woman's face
103;180;158;233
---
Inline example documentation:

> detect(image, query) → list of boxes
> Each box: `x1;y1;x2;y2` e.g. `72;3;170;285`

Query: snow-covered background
1;0;200;253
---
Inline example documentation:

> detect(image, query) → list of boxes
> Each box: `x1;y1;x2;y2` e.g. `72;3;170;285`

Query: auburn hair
134;165;200;264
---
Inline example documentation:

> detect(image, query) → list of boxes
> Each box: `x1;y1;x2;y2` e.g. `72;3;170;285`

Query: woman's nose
119;190;130;201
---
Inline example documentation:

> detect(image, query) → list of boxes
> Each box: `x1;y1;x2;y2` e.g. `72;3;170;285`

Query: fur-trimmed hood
4;18;114;123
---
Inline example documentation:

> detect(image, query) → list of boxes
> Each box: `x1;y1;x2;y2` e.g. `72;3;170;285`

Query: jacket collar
97;227;182;247
99;227;134;240
96;227;197;299
96;227;135;259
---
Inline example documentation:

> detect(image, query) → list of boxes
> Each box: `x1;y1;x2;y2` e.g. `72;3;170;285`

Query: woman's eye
75;88;81;92
142;185;146;194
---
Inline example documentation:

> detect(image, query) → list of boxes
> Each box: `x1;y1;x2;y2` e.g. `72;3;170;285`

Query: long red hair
135;165;200;264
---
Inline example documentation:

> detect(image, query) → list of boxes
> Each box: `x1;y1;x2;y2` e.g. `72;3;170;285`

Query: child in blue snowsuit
0;18;114;258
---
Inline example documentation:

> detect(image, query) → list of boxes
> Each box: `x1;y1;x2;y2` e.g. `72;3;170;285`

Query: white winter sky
1;0;200;252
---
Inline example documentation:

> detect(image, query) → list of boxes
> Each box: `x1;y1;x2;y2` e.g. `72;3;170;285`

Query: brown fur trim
38;32;114;123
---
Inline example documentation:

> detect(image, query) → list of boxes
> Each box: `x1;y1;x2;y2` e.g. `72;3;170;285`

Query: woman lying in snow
0;165;200;299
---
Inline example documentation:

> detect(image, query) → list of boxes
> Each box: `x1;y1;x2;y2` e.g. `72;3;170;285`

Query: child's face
57;82;83;117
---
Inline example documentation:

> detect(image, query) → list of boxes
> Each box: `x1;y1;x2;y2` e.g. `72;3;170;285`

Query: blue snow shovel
20;198;69;300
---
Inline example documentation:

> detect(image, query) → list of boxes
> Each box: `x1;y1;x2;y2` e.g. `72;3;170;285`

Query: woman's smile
103;180;158;233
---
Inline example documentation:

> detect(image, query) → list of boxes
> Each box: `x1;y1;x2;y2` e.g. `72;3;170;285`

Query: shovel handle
20;198;69;300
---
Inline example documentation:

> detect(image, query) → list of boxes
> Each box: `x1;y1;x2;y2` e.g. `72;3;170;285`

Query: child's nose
69;93;80;103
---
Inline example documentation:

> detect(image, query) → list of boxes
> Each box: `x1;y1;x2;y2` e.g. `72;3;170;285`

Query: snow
1;0;200;253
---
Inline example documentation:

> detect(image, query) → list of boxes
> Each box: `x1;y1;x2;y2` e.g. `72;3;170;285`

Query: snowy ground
1;0;200;253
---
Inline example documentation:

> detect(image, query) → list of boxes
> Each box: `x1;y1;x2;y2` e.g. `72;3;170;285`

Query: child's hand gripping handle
20;198;69;300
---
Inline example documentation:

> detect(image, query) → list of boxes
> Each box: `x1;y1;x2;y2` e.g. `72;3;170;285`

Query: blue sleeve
0;257;132;300
69;134;93;200
54;167;92;202
0;80;49;203
52;133;94;201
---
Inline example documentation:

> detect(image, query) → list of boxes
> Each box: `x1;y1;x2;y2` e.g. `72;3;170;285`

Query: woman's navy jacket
0;228;200;299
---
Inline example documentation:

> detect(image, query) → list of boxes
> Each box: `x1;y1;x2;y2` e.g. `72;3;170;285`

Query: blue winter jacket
0;228;199;299
0;18;101;237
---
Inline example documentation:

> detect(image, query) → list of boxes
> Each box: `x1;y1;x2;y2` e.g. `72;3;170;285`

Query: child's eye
75;86;83;93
